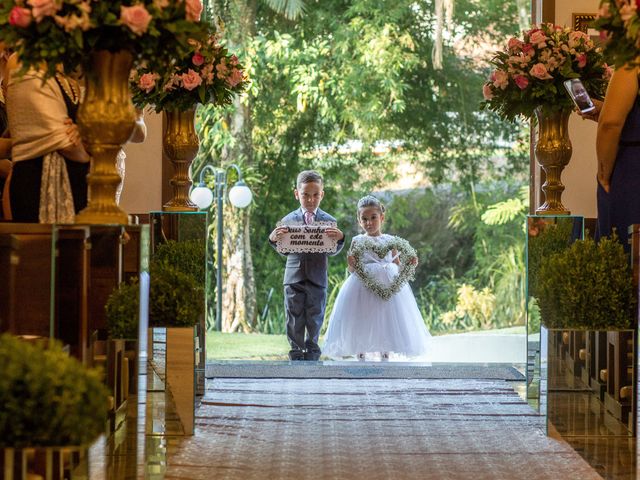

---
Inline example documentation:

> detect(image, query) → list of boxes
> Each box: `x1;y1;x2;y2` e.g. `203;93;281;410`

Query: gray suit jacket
271;208;344;288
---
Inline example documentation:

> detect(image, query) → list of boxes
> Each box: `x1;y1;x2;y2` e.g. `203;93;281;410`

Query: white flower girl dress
322;234;431;359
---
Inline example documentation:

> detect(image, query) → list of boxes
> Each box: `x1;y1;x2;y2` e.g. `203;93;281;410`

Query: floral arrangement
481;23;611;122
349;236;417;301
0;0;209;78
593;0;640;68
131;30;248;112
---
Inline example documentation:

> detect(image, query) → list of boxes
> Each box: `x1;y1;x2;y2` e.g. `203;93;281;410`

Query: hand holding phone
563;79;596;114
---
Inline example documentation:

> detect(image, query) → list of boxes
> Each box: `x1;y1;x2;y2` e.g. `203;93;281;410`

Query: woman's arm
0;138;11;158
596;65;639;192
0;158;11;178
59;118;90;162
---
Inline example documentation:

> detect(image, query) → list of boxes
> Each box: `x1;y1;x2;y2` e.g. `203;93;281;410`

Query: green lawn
205;326;526;361
207;332;288;360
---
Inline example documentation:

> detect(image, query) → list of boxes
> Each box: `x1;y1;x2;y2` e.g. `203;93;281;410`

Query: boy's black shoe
304;351;321;361
289;350;305;361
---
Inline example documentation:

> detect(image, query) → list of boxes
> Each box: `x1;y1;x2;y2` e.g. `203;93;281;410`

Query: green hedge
105;279;140;339
538;236;635;330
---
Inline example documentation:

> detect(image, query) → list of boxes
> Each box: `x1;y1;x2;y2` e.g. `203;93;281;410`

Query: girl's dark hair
357;195;385;218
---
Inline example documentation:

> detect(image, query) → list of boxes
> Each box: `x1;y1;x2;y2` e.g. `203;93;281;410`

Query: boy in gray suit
269;170;345;360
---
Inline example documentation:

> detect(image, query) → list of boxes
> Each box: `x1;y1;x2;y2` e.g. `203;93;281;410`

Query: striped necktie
304;211;314;225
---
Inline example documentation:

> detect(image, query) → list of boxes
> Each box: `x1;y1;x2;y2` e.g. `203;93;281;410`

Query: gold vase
162;108;199;211
76;50;135;225
534;107;572;215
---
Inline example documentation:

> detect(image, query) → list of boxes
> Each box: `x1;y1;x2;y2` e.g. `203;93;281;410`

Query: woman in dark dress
595;64;640;253
6;57;90;223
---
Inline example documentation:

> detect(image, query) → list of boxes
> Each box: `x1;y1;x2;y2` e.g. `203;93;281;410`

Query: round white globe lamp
190;185;214;209
228;181;253;208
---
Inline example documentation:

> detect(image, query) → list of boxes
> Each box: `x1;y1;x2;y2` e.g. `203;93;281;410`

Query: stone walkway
161;377;603;480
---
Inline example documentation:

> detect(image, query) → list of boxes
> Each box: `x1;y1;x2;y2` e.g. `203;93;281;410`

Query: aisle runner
163;378;602;480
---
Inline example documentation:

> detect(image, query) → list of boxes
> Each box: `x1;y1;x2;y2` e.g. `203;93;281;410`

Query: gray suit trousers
284;280;327;354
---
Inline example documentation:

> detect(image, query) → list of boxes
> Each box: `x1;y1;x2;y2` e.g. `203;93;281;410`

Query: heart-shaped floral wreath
349;236;417;301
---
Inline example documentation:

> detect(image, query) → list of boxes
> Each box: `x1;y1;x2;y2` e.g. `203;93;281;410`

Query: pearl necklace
55;73;80;105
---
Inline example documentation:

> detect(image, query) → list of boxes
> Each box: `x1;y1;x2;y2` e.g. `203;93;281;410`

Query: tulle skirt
322;263;431;358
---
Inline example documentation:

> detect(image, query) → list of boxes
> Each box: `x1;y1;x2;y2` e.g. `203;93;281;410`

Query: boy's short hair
296;170;323;188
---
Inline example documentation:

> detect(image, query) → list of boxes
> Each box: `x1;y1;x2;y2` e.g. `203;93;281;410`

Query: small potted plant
537;235;634;330
103;280;142;431
151;238;208;397
149;264;204;435
536;235;636;431
0;334;109;479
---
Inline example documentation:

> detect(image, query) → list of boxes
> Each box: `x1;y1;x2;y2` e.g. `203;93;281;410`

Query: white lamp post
190;164;253;331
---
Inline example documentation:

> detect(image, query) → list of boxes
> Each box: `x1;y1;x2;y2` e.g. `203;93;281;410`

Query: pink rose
226;68;244;87
28;0;59;22
507;37;522;52
138;72;159;93
482;83;494;100
185;0;203;21
192;52;205;66
120;5;152;36
529;63;553;80
521;43;534;55
9;7;32;27
181;69;202;90
576;53;587;68
529;30;547;46
514;75;529;90
568;31;589;49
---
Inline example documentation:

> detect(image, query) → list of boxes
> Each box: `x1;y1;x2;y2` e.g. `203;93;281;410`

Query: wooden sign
276;221;338;254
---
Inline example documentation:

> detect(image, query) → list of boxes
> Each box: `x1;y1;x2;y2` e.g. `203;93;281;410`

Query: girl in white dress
323;195;431;361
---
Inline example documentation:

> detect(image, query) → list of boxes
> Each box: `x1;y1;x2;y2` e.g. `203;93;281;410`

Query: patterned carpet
162;377;602;480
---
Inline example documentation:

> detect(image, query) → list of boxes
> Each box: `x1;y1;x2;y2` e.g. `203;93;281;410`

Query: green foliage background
195;0;530;334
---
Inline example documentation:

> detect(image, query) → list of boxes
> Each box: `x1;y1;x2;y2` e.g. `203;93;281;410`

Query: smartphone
563;79;596;113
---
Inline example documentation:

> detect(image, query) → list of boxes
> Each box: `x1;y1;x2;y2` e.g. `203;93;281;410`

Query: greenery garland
350;235;417;301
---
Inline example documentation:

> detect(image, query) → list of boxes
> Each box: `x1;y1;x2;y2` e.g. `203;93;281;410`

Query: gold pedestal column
163;108;199;212
76;50;135;225
534;107;572;215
